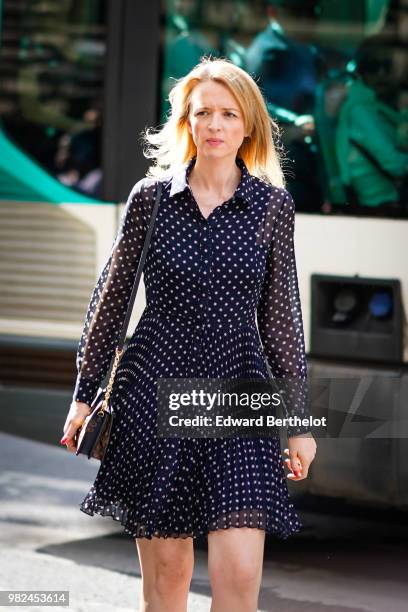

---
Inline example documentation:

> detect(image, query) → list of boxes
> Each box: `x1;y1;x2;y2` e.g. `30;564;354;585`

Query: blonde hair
141;56;287;188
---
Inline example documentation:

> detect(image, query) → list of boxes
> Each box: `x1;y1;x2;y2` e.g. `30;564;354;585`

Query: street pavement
0;431;408;611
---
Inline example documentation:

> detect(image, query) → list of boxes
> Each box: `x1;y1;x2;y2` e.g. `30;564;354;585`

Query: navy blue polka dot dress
73;156;309;540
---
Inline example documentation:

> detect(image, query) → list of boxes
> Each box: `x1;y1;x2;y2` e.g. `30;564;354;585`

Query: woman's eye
196;111;236;117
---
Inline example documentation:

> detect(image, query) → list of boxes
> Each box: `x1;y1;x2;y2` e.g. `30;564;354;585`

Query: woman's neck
189;155;241;198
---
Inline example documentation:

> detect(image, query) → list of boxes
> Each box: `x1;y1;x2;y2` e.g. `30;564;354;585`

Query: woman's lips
207;139;223;145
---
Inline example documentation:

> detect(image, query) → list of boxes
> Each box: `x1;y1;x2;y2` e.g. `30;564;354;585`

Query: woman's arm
256;190;311;438
72;178;154;406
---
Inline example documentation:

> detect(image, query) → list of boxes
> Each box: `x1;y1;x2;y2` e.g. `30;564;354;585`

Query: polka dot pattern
74;156;308;540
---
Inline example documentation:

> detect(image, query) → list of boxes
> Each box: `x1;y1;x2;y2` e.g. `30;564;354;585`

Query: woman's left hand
282;433;317;481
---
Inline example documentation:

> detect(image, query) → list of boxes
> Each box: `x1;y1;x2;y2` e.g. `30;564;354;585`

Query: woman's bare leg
135;536;194;612
208;527;265;612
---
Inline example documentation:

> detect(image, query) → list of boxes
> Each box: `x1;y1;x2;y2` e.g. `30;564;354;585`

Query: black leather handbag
75;182;163;461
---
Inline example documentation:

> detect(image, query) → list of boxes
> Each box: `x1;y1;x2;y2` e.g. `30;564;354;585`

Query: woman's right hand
60;401;92;453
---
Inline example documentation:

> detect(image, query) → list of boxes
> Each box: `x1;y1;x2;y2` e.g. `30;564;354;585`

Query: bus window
160;0;408;218
0;0;107;201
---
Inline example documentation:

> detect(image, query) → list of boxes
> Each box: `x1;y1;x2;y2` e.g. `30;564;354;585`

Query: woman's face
187;80;248;160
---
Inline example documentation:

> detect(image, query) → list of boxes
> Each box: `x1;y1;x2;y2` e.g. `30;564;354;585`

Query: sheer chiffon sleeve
256;190;310;437
72;179;153;405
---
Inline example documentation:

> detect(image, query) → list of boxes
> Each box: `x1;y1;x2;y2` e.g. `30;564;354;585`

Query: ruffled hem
79;491;303;541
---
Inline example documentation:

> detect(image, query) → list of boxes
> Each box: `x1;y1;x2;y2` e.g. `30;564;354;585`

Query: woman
61;57;317;612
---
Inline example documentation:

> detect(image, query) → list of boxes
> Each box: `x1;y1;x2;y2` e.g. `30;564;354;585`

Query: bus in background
0;0;407;508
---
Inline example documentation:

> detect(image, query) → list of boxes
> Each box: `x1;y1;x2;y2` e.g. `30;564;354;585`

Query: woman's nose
208;115;222;130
